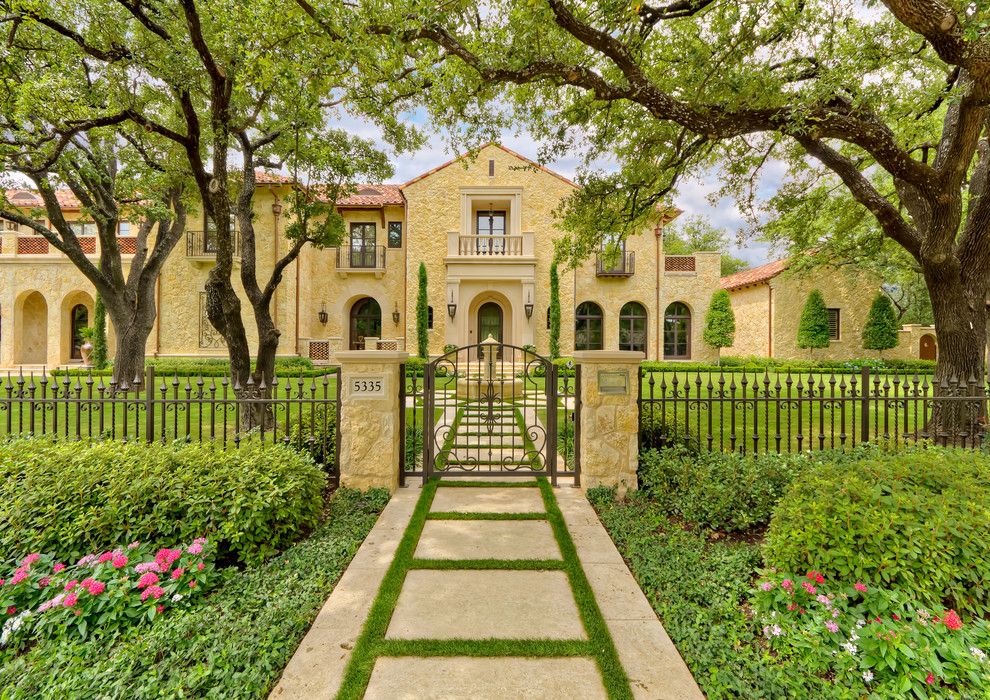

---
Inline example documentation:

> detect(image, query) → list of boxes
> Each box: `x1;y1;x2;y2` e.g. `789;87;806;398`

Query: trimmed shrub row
53;356;327;379
0;439;326;566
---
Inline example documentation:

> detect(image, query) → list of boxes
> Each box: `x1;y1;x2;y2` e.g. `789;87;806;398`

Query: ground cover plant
590;444;990;698
0;488;388;698
0;439;325;565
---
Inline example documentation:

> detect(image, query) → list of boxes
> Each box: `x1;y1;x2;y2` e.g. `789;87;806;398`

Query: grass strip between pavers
433;479;539;488
427;511;546;520
334;476;633;700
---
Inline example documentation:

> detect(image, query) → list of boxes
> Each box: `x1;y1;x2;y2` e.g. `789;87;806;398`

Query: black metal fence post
145;366;156;444
860;366;870;444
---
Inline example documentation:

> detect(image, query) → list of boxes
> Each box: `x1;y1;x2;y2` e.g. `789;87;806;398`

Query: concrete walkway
271;480;702;699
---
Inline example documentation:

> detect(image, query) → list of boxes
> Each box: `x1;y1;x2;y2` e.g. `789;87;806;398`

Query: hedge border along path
334;478;633;699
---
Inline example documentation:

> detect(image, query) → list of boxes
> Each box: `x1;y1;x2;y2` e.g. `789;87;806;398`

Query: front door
477;303;502;357
920;334;937;361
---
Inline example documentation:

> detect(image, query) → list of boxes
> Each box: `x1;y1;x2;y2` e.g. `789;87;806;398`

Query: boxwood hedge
0;439;325;566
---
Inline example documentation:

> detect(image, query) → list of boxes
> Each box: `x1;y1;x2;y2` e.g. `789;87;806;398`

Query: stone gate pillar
573;351;644;494
336;350;408;492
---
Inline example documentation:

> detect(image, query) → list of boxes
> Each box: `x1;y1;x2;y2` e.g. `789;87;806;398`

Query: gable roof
720;258;789;291
336;184;404;207
401;143;579;189
5;188;81;210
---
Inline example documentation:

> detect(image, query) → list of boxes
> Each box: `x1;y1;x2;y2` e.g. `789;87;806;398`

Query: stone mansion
0;144;935;368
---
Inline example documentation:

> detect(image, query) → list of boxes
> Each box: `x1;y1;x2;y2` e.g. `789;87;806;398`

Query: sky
377;123;778;268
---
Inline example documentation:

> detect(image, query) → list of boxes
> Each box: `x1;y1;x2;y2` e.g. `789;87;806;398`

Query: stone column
573;350;644;494
336;350;408;493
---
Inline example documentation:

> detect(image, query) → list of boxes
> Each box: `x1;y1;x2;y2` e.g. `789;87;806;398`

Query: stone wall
722;283;770;357
659;251;721;363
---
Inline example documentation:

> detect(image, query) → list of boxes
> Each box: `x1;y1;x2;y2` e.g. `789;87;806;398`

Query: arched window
575;301;604;351
619;302;648;354
663;302;691;359
349;298;382;350
70;303;89;360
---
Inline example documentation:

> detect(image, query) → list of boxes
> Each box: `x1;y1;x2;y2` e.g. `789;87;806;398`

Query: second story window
205;214;237;253
349;222;377;268
118;222;131;237
475;208;506;254
387;221;402;248
69;221;97;236
827;308;841;341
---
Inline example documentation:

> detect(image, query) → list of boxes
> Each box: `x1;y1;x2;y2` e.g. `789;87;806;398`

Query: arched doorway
663;302;691;359
70;304;89;360
349;297;382;350
619;301;648;354
920;334;937;361
477;302;503;359
15;291;48;365
575;301;604;351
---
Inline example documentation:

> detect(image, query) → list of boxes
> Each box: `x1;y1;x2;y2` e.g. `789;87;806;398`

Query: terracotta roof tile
336;184;404;207
5;188;81;209
720;258;789;290
254;170;294;184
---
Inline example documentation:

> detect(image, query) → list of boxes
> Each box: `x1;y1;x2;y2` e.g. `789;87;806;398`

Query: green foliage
765;448;990;616
702;289;735;361
638;407;697;452
549;262;561;359
416;262;429;359
442;343;458;354
638;447;806;531
641;356;936;374
287;403;337;469
91;295;108;370
797;290;831;353
54;356;325;379
862;293;899;352
662;215;749;276
0;489;388;698
0;439;326;566
591;494;836;698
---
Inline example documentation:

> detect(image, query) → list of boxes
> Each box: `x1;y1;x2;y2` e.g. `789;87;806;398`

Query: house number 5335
350;376;385;398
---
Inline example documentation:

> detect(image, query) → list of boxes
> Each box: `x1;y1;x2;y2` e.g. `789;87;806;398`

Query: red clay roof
401;143;579;189
5;188;81;209
720;258;789;291
336;184;404;207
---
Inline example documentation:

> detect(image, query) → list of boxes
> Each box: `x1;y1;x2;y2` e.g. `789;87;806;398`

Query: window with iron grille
387;221;402;248
827;308;840;340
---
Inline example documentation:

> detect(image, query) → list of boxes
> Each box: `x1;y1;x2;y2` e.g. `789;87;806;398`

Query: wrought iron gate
420;338;578;485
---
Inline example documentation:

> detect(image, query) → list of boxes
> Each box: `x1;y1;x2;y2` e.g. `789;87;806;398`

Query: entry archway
14;291;48;365
349;297;382;350
920;333;937;361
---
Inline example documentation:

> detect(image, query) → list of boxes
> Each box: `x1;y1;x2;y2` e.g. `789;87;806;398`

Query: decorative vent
827;308;841;341
118;237;137;255
664;256;696;272
78;237;96;254
376;339;398;351
17;237;49;255
309;340;330;362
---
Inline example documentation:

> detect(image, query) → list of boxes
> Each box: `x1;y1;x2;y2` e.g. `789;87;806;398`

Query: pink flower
127;541;140;549
943;610;963;631
171;568;185;580
0;579;5;586
140;585;164;601
53;563;66;573
188;580;196;589
80;577;96;590
38;576;50;588
197;562;204;571
187;542;203;555
154;548;182;571
87;580;106;595
21;553;40;567
135;562;161;574
825;621;839;633
854;582;867;593
5;606;15;615
781;579;794;591
63;592;78;607
111;555;128;569
64;579;78;592
759;581;774;591
136;572;159;589
10;568;28;585
77;554;97;567
926;673;935;685
97;551;114;564
802;581;817;595
156;604;165;614
787;602;798;611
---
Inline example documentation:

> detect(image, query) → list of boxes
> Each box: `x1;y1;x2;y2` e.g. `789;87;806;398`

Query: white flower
842;641;859;656
862;670;874;683
856;619;866;628
971;647;987;662
171;593;184;603
850;631;860;642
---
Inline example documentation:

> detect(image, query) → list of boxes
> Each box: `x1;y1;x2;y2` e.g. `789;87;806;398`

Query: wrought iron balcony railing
336;244;386;271
596;250;635;277
186;230;241;259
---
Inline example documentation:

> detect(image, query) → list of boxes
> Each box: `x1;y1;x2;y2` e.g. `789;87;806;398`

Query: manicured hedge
53;356;329;379
764;447;990;616
0;439;326;566
641;356;936;374
0;489;389;697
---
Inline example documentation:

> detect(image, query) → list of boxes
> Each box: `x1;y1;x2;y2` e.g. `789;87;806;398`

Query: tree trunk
102;292;156;390
924;267;987;442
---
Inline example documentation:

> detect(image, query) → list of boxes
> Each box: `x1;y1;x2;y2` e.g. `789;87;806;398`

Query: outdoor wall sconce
318;302;328;325
271;200;283;217
524;292;534;319
447;291;457;319
392;303;401;325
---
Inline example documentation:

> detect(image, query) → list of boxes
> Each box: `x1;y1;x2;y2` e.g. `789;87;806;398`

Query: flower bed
1;538;217;651
755;571;990;697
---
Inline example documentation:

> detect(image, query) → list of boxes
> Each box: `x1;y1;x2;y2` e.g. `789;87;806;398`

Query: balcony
335;244;386;278
186;230;241;260
446;231;535;260
596;250;635;277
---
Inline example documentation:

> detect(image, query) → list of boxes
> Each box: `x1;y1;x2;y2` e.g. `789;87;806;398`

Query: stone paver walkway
271;479;702;699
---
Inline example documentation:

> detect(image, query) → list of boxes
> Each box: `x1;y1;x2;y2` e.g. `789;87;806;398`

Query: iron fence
638;366;987;454
0;366;341;478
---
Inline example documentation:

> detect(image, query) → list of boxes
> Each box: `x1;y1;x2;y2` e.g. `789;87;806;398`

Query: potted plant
76;326;96;365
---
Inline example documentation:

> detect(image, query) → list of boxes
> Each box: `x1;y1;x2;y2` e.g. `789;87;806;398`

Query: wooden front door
477;302;503;358
920;334;937;361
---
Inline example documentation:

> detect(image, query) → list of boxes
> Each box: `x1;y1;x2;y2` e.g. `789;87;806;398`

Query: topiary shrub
638;447;806;531
764;447;990;616
0;439;325;566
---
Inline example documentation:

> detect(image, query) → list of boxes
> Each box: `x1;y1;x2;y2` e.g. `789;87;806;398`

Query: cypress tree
92;294;109;370
549;262;561;359
416;262;429;358
862;293;899;357
702;289;735;365
797;289;831;358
